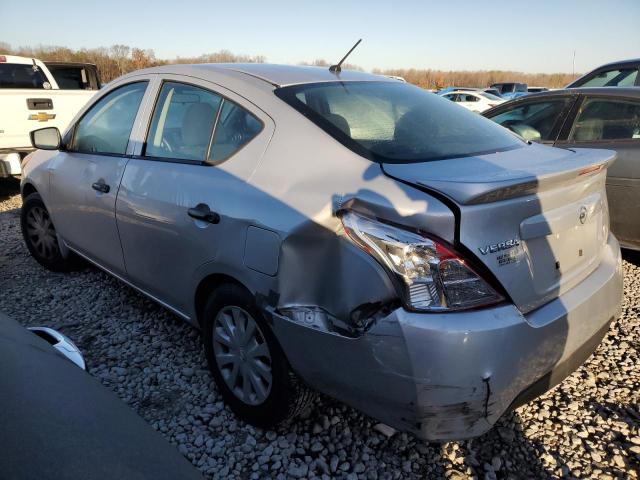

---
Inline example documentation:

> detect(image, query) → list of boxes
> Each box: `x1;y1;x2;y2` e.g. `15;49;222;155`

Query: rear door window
0;63;49;89
46;66;91;90
145;82;222;161
569;97;640;142
487;97;573;142
208;101;262;163
71;82;147;155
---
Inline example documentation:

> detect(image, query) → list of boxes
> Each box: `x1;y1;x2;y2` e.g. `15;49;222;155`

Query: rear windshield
0;63;49;89
275;81;522;163
47;66;90;90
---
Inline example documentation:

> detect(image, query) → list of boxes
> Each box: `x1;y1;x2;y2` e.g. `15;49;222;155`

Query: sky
1;0;639;73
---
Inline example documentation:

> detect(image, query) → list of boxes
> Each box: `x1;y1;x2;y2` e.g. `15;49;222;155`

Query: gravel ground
1;177;638;480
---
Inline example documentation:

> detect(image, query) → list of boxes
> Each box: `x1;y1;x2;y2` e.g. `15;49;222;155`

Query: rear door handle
91;181;110;193
188;203;220;224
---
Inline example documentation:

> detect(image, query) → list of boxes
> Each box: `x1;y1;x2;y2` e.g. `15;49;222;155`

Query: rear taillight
0;56;6;63
340;211;504;311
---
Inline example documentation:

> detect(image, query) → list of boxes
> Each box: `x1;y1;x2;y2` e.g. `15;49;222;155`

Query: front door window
488;98;572;142
71;82;148;155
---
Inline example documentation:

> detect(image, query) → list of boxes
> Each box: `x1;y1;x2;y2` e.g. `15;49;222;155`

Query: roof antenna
329;39;362;73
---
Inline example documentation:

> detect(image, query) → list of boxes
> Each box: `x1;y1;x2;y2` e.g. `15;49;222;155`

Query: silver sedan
21;64;622;441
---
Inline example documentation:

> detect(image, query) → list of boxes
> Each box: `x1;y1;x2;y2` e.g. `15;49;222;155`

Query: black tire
21;192;77;272
202;284;313;428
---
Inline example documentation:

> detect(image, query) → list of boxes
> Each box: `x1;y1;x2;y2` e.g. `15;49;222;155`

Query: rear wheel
21;192;76;272
202;284;313;428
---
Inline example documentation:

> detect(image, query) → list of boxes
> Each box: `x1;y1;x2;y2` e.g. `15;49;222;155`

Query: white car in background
440;89;504;113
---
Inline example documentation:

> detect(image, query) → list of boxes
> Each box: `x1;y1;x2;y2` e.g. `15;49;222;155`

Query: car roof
138;63;392;88
0;54;38;65
45;61;97;68
588;58;640;70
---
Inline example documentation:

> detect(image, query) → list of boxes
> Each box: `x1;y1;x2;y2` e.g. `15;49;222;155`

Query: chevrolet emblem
28;112;56;122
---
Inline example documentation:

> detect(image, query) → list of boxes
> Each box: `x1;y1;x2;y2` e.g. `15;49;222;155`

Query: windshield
0;63;49;89
275;81;522;163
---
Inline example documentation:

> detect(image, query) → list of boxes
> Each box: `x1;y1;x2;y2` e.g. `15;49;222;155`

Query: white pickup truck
0;55;100;177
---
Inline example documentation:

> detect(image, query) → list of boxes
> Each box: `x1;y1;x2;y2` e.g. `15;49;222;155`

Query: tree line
0;43;265;83
0;42;579;88
373;67;580;90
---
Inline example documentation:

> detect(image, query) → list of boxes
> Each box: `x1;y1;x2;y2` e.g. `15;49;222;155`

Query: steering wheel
161;137;174;153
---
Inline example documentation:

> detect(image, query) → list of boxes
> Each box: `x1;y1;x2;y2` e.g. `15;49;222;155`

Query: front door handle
188;203;220;224
91;181;110;193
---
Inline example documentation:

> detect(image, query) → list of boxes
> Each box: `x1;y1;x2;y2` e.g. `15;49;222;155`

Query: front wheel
202;284;313;428
21;192;76;272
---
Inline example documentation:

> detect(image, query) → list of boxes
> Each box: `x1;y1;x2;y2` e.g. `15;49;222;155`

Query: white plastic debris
373;423;397;438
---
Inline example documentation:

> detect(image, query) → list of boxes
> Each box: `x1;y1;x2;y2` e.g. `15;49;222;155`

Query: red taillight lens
0;56;6;63
340;211;504;311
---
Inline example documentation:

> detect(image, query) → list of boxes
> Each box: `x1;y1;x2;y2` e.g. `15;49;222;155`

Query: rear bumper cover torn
269;234;622;441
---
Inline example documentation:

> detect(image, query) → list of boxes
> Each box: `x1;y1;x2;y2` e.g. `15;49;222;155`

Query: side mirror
30;127;61;150
28;326;86;370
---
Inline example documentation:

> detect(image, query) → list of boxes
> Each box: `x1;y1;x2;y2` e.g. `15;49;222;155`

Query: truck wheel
202;284;314;428
21;193;76;272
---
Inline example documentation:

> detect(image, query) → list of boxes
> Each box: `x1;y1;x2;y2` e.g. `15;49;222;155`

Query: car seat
180;103;216;159
323;113;351;136
574;119;604;141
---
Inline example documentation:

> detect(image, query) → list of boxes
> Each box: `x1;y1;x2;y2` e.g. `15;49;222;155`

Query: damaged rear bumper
269;234;622;441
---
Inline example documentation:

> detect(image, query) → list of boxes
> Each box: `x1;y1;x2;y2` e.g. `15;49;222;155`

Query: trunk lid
383;144;616;313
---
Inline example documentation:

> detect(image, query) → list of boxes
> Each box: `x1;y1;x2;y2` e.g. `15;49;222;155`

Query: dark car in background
567;58;640;88
484;87;640;250
0;312;203;480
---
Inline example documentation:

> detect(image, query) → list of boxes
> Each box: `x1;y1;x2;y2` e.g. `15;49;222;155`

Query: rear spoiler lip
414;148;617;206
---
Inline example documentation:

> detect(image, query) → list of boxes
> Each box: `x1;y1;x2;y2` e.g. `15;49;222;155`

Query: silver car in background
21;64;622;441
